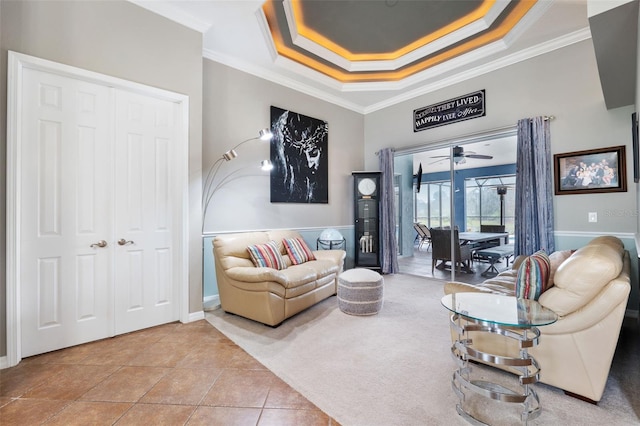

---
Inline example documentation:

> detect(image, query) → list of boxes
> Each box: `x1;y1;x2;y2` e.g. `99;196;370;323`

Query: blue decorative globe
318;228;345;250
319;228;342;241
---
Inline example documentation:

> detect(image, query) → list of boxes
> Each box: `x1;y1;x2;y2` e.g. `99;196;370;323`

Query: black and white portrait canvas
270;106;329;203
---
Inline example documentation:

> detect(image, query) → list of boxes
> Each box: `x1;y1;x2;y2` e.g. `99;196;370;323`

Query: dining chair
429;228;472;273
479;224;506;248
480;224;506;233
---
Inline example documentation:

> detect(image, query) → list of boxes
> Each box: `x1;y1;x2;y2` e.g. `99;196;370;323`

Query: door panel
113;90;178;334
21;69;112;357
20;70;180;356
9;52;188;366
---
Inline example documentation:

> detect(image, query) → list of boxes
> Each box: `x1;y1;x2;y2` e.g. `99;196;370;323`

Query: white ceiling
131;0;592;114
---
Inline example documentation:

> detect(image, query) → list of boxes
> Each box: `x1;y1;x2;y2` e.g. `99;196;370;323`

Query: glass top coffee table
441;293;558;425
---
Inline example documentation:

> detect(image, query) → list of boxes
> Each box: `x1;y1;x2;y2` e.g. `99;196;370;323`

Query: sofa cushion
247;241;287;270
515;250;551;300
548;249;574;287
283;237;316;265
539;242;623;316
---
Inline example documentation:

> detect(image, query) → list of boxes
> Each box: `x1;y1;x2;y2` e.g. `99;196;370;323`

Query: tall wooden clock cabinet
352;172;382;270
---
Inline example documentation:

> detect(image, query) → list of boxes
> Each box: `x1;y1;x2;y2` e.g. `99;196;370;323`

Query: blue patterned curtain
514;117;555;256
379;148;399;274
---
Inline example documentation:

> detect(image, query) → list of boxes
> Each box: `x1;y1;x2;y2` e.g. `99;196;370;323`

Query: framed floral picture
554;145;627;195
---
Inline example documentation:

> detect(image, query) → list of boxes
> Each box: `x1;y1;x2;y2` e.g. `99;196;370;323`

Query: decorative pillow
283;237;316;265
247;241;287;270
515;250;551;300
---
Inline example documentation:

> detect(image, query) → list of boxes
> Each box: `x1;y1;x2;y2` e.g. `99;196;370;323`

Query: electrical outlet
588;212;598;223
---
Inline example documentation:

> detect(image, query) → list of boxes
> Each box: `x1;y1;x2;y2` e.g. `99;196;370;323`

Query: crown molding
128;0;212;33
361;27;592;114
204;25;591;115
202;48;366;114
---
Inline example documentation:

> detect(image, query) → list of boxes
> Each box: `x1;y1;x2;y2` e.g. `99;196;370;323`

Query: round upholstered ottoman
337;268;384;315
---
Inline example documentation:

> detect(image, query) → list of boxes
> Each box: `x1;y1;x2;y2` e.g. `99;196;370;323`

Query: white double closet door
18;65;182;357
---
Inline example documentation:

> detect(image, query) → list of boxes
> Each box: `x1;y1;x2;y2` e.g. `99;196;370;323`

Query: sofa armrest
539;276;630;334
313;250;346;266
511;255;526;270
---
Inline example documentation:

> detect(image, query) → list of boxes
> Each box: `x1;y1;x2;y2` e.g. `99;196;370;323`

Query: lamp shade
259;128;273;140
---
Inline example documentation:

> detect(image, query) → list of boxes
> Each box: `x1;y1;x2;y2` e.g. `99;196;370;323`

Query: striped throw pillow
283;238;316;265
516;250;551;300
247;241;287;270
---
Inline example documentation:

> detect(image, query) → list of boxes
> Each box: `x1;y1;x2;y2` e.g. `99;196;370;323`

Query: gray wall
202;59;364;233
2;1;638;359
364;40;637;235
0;0;204;358
364;38;639;311
201;59;364;299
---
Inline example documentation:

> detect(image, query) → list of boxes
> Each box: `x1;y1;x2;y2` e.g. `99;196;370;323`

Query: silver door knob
90;240;108;248
118;239;134;246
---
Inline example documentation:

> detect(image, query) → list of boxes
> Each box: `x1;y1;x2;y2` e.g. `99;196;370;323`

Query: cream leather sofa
444;235;631;403
213;230;346;326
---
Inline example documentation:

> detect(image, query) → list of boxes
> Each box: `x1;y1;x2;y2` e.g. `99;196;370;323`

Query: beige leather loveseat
444;235;631;403
213;230;346;326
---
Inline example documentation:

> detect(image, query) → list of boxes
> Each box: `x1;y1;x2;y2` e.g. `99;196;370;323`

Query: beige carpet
206;274;640;425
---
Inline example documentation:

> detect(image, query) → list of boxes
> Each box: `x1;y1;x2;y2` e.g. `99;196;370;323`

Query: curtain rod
376;116;555;156
381;125;516;156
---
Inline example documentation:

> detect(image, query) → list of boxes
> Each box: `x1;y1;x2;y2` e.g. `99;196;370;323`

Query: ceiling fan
430;146;493;164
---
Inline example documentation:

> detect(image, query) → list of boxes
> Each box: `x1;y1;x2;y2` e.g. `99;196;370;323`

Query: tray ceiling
131;0;591;113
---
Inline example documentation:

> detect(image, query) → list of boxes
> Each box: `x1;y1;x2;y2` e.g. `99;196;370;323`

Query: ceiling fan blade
429;155;450;159
429;158;448;165
464;154;493;159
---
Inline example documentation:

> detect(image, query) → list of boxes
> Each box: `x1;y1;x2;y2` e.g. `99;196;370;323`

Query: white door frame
6;51;190;367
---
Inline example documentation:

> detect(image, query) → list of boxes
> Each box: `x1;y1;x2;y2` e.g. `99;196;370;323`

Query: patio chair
429;228;472;274
413;223;431;251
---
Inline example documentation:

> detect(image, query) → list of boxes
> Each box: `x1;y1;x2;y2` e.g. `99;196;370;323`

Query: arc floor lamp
203;128;273;225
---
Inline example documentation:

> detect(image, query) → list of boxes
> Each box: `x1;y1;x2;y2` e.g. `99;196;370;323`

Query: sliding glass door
465;175;516;235
393;129;517;282
415;181;451;229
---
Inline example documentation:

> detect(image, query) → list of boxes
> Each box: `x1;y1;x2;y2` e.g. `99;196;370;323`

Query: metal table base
449;314;542;425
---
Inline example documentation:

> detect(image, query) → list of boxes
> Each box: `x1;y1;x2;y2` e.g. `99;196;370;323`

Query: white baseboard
187;295;221;321
204;295;221;311
0;356;8;369
187;311;205;322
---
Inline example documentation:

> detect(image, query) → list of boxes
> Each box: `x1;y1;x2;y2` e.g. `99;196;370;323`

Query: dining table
458;231;509;246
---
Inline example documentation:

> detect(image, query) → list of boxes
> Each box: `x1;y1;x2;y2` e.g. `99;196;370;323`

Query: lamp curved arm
202;157;225;204
227;128;272;154
209;167;252;197
203;165;268;225
230;136;259;152
202;128;273;229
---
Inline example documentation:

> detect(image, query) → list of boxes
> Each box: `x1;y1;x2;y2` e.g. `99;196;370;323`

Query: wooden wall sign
413;90;486;132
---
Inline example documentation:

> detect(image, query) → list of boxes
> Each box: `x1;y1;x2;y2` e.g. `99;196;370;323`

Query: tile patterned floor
0;320;339;425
